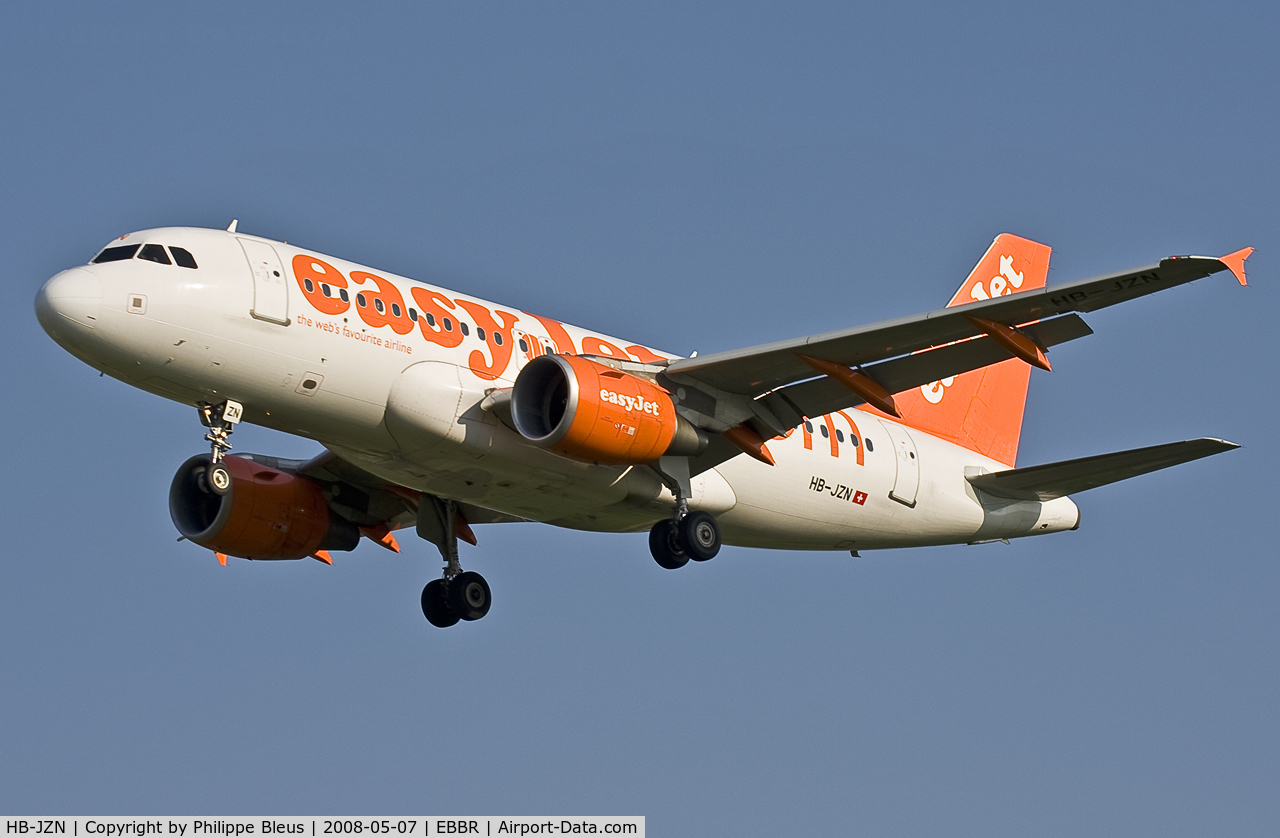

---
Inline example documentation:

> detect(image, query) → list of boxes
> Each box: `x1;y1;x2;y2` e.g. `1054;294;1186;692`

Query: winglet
216;552;228;566
311;550;333;565
1219;247;1253;286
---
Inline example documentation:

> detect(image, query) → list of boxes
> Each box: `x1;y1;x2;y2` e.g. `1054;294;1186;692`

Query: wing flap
762;314;1092;424
966;438;1240;501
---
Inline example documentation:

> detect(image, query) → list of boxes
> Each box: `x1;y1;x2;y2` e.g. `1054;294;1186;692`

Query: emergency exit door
877;419;920;507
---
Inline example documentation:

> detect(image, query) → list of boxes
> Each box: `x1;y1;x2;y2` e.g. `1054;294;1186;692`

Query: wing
666;250;1250;396
966;438;1240;501
658;249;1250;444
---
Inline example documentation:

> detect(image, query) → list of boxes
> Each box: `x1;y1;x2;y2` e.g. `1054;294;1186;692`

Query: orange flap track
456;513;478;546
215;552;227;566
311;550;333;565
963;316;1052;371
797;354;901;418
723;423;776;465
1219;247;1253;286
359;525;402;553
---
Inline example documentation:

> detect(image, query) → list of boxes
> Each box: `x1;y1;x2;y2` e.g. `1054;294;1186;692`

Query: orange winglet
797;354;901;418
215;552;228;566
359;525;402;553
1219;247;1253;286
963;316;1052;372
456;512;478;546
723;423;776;465
311;550;333;565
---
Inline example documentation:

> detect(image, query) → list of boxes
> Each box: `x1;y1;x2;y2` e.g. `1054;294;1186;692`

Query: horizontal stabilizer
967;438;1239;501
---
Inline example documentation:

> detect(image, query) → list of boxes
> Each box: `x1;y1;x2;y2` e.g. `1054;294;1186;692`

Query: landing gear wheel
449;571;492;621
421;579;460;628
649;520;690;570
680;511;721;562
207;464;232;496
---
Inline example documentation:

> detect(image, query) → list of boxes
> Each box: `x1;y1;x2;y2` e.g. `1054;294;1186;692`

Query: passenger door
239;238;289;325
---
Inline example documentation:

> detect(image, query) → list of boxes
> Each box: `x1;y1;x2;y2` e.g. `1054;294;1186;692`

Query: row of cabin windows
802;419;872;451
299;279;506;345
92;243;199;269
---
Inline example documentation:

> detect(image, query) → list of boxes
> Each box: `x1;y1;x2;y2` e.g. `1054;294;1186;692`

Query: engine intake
170;454;359;560
511;355;706;464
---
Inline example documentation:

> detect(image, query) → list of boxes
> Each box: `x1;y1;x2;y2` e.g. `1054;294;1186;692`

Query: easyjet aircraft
34;225;1249;626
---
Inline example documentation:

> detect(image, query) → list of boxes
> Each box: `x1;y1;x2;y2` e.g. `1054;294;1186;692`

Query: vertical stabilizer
891;234;1052;467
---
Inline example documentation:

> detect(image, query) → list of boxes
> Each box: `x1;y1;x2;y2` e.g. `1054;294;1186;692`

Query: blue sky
1;2;1276;833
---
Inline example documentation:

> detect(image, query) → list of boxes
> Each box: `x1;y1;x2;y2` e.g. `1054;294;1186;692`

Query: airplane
34;223;1250;627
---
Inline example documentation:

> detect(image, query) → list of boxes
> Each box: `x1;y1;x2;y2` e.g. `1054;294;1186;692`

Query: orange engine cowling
511;354;706;464
169;455;359;560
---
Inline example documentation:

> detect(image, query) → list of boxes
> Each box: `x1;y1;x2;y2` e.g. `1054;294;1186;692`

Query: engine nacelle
511;354;706;464
169;454;359;560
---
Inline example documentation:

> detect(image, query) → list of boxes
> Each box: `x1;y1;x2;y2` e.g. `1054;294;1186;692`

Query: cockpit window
139;244;171;265
170;246;198;269
92;244;140;263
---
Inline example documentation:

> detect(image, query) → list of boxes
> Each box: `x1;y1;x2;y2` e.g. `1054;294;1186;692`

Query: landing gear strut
416;494;491;628
648;456;721;569
196;399;243;495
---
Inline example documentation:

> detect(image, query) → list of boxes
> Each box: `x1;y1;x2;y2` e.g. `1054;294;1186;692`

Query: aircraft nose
35;267;101;337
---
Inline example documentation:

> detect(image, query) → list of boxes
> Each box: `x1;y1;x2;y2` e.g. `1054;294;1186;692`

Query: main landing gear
416;494;491;628
648;456;722;570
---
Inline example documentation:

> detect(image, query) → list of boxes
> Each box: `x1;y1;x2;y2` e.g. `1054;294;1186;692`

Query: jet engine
511;354;706;464
169;454;359;560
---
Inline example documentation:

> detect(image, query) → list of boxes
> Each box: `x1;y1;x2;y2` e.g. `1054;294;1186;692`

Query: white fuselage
35;227;1078;551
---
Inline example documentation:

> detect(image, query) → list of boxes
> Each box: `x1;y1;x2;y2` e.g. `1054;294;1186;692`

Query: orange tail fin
891;233;1052;467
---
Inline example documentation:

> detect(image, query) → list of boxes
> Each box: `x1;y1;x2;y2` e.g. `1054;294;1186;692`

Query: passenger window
443;317;453;332
409;308;418;321
391;303;402;318
803;421;813;433
477;328;487;342
426;313;437;327
820;424;829;438
850;435;860;448
836;429;845;443
493;332;503;346
374;299;385;314
460;322;470;336
865;438;874;452
356;293;367;307
170;246;198;269
303;278;315;293
339;289;349;303
92;244;140;263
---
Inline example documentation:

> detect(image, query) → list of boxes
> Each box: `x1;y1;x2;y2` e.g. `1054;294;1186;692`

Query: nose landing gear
196;399;243;495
